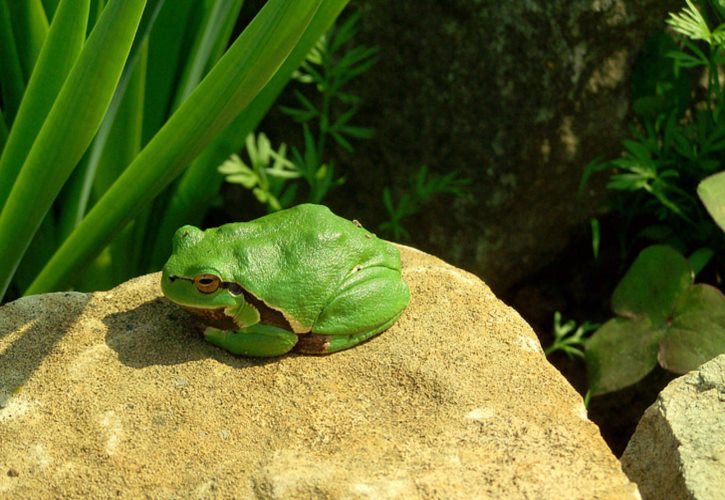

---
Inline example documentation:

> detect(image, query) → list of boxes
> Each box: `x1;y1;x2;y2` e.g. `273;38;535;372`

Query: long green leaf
11;209;57;293
205;0;246;74
0;0;26;122
169;0;245;111
0;107;8;151
93;43;147;202
0;0;89;210
26;0;326;295
57;0;165;238
6;0;48;80
148;0;349;268
41;0;60;19
142;0;196;144
0;0;146;300
92;39;148;288
136;0;244;269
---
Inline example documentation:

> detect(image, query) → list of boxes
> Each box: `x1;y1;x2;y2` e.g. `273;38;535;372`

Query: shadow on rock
0;292;88;402
103;297;279;369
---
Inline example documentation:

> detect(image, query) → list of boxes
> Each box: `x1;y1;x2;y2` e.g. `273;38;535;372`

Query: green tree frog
161;204;410;357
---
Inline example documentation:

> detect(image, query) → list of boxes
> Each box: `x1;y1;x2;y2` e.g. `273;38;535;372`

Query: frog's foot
203;324;298;357
296;310;403;354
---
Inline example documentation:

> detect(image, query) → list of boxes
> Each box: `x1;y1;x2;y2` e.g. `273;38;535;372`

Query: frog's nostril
168;275;177;282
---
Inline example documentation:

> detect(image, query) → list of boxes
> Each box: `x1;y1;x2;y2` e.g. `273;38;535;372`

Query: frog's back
224;204;401;329
225;204;392;256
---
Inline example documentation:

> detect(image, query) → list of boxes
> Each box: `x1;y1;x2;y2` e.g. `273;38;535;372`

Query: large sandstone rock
620;354;725;499
0;246;637;497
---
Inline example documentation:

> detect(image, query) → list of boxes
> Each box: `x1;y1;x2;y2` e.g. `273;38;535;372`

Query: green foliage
545;312;600;359
218;133;299;212
585;245;725;395
380;166;471;240
577;0;725;397
667;0;725;45
581;0;725;263
590;218;601;259
223;11;375;212
698;171;725;231
222;13;468;241
280;11;378;155
0;0;350;302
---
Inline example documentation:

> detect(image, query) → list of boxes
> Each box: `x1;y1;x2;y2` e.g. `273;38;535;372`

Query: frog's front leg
204;299;298;357
204;324;298;357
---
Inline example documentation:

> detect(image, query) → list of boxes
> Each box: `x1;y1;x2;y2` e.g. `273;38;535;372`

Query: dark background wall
317;0;680;293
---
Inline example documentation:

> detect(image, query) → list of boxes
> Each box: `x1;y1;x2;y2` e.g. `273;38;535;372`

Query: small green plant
380;165;471;240
218;133;299;212
585;244;725;395
222;12;376;212
667;0;725;45
545;312;600;359
281;11;378;159
581;0;725;265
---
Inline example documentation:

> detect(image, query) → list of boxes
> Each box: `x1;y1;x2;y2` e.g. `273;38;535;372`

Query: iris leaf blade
26;0;327;295
0;0;146;300
0;0;90;210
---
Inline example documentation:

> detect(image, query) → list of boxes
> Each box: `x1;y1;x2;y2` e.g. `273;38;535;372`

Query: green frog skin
161;204;410;357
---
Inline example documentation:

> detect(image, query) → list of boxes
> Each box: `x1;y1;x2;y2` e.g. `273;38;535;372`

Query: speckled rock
621;354;725;499
314;0;681;292
0;246;637;498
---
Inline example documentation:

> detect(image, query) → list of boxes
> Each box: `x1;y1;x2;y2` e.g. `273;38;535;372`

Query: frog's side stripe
180;290;295;333
239;288;293;331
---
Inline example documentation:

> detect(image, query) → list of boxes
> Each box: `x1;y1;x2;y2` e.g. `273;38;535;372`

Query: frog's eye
193;274;220;294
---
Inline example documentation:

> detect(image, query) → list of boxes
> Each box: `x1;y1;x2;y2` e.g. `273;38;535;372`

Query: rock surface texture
0;246;637;497
318;0;681;291
621;354;725;499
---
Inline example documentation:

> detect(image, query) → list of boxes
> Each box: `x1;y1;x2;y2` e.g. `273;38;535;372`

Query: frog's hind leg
204;324;298;357
296;265;410;354
296;311;403;354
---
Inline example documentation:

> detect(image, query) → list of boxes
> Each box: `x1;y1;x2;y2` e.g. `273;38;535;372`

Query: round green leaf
586;317;664;395
659;284;725;373
698;171;725;232
612;245;692;325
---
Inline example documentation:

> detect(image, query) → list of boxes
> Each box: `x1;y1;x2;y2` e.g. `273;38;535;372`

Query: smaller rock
620;354;725;499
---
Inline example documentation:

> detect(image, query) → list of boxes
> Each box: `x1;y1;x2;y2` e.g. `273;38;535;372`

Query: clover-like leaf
585;317;665;395
698;171;725;232
611;245;692;325
659;284;725;373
